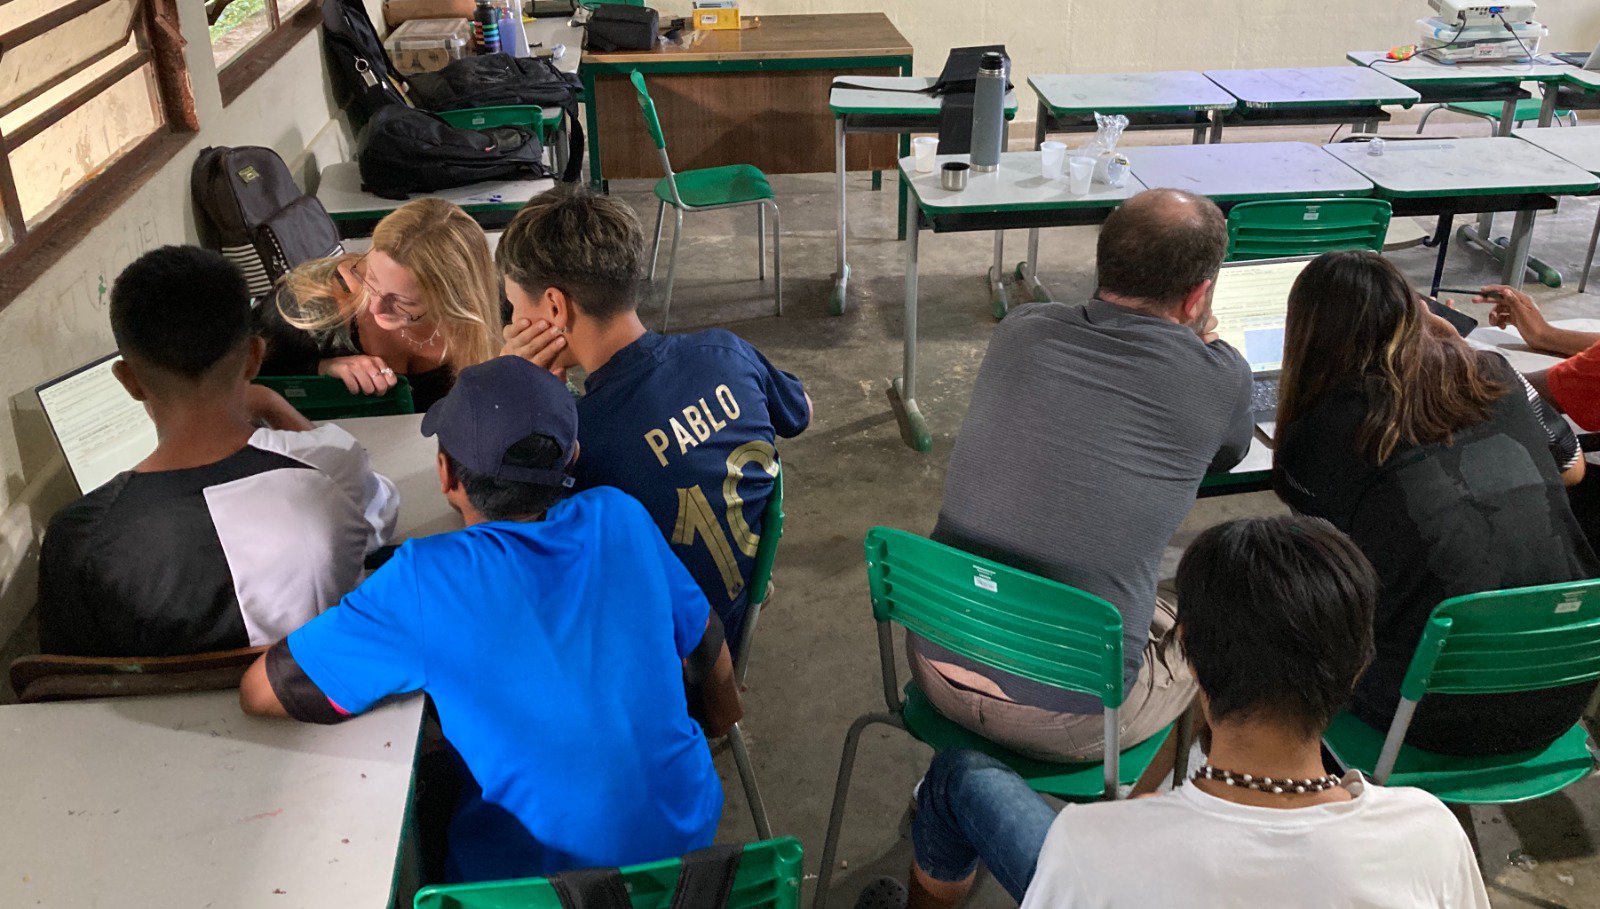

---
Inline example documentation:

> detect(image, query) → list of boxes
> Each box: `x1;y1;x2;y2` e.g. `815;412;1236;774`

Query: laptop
1209;256;1316;424
36;353;158;495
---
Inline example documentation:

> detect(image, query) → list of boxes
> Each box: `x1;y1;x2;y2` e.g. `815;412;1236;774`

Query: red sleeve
1547;341;1600;432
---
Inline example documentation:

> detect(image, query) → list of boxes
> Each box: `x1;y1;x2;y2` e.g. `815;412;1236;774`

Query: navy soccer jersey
283;487;722;882
573;330;809;651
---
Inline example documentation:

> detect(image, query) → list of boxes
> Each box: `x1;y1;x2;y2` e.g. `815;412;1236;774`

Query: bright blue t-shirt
574;330;809;653
285;486;722;883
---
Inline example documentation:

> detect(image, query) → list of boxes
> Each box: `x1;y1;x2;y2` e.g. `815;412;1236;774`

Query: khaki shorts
911;594;1196;763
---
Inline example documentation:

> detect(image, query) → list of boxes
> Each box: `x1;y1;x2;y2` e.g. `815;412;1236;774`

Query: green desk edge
1026;76;1238;115
1343;51;1573;83
583;53;913;190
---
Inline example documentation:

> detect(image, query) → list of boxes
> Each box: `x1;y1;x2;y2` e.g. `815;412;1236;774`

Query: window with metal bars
0;0;195;259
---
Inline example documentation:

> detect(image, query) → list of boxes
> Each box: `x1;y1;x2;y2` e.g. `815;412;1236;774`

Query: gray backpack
191;146;343;300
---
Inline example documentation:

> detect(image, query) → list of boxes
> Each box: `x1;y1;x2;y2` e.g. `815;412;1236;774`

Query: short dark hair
1175;515;1378;739
441;433;569;521
497;185;645;322
1095;188;1228;309
110;246;252;378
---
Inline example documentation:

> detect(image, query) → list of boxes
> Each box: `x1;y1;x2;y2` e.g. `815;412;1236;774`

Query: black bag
408;53;586;182
548;845;742;909
585;4;659;52
357;105;549;197
191;146;343;299
929;44;1012;96
321;0;410;126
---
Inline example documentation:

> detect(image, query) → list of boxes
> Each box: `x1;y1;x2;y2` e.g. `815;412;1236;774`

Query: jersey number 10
671;441;778;602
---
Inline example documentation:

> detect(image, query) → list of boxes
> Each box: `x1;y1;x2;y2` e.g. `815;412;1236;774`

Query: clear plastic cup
913;137;939;173
1067;156;1095;195
1040;141;1067;180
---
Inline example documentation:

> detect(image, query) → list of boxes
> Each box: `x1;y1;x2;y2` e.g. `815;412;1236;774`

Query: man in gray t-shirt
913;189;1253;762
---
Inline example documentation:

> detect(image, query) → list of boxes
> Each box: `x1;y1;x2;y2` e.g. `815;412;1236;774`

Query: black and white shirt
37;426;399;657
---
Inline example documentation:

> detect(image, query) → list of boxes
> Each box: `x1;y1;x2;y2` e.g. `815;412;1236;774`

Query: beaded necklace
1192;763;1344;795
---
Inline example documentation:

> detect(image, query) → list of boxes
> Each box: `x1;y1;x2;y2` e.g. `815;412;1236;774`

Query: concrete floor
604;122;1600;908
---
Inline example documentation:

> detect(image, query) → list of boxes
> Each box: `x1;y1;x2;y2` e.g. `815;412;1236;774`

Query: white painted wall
0;0;1598;642
0;0;385;642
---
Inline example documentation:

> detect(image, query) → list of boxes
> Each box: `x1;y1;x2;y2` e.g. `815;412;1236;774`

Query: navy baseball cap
421;356;577;488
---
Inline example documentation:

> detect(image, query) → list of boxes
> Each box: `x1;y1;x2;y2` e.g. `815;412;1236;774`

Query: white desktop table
1321;138;1600;291
0;690;424;908
1512;125;1600;292
317;161;555;238
1203;66;1419;141
828;76;1018;317
892;151;1146;451
333;412;461;541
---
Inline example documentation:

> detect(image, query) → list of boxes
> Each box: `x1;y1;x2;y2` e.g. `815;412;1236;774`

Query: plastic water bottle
969;52;1006;173
474;0;501;55
495;0;530;58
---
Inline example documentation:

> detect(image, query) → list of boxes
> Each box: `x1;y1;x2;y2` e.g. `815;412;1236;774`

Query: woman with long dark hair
1273;250;1594;756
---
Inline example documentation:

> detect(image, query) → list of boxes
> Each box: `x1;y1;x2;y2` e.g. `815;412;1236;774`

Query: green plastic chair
436;104;569;174
1323;579;1600;805
811;528;1181;908
1225;199;1393;262
414;836;803;908
1416;98;1578;134
725;462;784;841
629;70;781;332
253;375;414;421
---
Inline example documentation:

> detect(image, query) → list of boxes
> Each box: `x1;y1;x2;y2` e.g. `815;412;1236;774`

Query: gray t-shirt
921;299;1253;712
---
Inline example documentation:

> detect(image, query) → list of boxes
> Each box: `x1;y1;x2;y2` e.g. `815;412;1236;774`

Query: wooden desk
581;14;912;190
0;690;424;908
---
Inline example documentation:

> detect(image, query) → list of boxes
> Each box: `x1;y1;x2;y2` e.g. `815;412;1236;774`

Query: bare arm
244;384;314;432
1485;285;1600;357
684;616;743;738
239;652;290;717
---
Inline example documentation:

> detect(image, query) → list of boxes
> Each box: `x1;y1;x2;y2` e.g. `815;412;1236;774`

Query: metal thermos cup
969;52;1006;173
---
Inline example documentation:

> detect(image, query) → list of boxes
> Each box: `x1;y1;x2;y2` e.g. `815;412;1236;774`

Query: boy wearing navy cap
240;356;740;883
497;187;810;658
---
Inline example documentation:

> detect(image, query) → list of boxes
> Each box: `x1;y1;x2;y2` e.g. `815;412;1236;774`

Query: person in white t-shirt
854;515;1489;909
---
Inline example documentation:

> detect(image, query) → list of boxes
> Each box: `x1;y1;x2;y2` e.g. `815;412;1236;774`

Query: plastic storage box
384;18;472;75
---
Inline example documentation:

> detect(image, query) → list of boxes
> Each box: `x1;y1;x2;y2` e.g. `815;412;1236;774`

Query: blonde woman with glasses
258;198;501;410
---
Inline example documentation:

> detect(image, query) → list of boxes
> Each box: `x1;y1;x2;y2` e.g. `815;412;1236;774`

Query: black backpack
322;0;410;126
584;4;659;52
357;105;549;197
191;146;344;299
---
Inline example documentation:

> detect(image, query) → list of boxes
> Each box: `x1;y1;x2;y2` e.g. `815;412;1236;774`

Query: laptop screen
36;354;157;494
1209;257;1314;374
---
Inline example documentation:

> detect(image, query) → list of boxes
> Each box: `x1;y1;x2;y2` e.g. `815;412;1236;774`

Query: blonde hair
279;198;500;371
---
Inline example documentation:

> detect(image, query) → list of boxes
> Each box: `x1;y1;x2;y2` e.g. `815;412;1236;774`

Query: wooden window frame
0;0;198;311
214;0;322;107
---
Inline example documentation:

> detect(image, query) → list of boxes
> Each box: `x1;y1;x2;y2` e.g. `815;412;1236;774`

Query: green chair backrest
1399;579;1600;703
863;528;1126;708
435;105;550;139
629;70;669;151
254;375;414;421
413;837;803;909
747;463;784;610
1225;198;1393;262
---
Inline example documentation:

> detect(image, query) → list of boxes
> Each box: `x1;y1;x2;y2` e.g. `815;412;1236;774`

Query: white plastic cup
1040;141;1068;180
913;137;939;173
1067;156;1095;195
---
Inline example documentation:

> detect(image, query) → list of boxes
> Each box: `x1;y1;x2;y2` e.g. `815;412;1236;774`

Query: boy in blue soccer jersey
497;187;811;657
240;356;742;883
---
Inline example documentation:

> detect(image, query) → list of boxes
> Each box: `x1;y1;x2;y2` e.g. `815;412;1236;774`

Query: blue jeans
912;750;1057;901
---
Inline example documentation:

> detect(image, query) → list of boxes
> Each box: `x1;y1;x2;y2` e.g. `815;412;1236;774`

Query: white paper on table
1466;319;1600;374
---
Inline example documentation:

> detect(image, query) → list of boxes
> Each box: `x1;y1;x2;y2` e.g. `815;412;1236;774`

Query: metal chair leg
728;723;772;840
650;200;666;283
1416;104;1440;134
770;202;782;317
812;712;902;909
1581;205;1600;295
757;204;767;282
661;208;683;333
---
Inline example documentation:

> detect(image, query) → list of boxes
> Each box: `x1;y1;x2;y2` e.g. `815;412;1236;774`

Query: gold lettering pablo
682;405;712;442
644;428;671;467
716;384;741;420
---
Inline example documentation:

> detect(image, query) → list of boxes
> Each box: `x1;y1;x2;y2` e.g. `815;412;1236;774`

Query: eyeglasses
351;256;426;324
